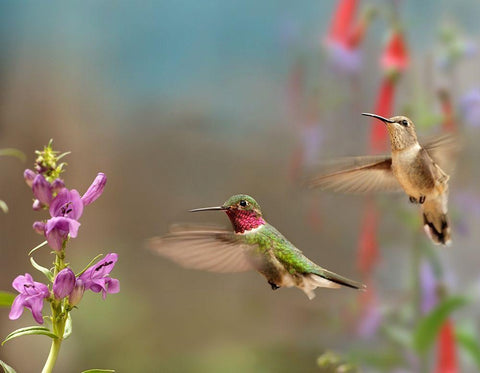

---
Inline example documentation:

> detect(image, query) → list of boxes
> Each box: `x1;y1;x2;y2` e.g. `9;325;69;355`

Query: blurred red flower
435;319;458;373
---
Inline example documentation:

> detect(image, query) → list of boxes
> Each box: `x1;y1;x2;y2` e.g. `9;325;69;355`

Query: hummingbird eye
239;200;248;207
401;119;409;126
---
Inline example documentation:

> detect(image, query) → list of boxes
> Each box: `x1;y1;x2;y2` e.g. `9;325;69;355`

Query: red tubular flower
327;0;358;47
357;199;379;275
381;30;410;72
369;76;396;153
435;319;458;373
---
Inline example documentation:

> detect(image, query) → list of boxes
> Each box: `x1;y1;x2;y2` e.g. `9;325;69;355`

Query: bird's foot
409;196;418;204
419;195;426;204
268;281;280;290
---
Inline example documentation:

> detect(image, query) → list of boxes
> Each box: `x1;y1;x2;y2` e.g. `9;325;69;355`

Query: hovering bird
149;194;365;299
310;113;459;245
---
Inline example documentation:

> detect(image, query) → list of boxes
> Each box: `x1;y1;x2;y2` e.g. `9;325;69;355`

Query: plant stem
42;338;62;373
42;248;67;373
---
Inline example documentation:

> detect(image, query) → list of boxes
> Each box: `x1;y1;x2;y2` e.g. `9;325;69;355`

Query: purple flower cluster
25;170;106;250
9;254;119;324
8;155;119;325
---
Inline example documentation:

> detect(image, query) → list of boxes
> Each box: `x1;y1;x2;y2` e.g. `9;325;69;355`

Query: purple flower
9;273;50;324
81;173;107;206
326;42;362;75
53;268;76;299
32;174;53;207
45;217;80;251
49;188;84;220
420;260;438;314
79;253;120;299
69;279;85;306
51;178;65;193
460;88;480;128
24;169;36;188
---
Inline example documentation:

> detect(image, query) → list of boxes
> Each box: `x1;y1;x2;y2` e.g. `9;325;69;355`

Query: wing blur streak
148;224;255;273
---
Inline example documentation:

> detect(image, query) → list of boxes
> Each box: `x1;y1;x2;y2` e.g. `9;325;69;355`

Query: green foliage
2;326;58;346
63;313;73;339
81;370;115;373
28;240;48;256
456;327;480;370
413;296;469;354
0;360;16;373
34;140;69;182
317;351;359;373
29;257;54;282
0;292;16;308
0;148;25;162
0;200;8;214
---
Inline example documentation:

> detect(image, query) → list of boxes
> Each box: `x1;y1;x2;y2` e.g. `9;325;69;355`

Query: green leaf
0;148;26;162
30;257;54;282
63;313;72;339
2;326;58;346
0;360;16;373
28;240;48;256
0;291;16;307
81;370;115;373
76;254;103;277
413;296;469;354
0;200;8;214
456;328;480;369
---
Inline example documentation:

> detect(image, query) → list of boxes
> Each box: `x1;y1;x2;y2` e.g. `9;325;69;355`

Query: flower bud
32;221;46;235
81;173;107;206
24;169;36;188
32;174;53;205
51;178;65;193
53;268;75;299
68;279;85;307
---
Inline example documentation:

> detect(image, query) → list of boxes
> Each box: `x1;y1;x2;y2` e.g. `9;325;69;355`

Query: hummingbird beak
361;112;395;124
189;206;230;212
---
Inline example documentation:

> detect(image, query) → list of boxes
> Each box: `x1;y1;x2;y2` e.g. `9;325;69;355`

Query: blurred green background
1;1;480;372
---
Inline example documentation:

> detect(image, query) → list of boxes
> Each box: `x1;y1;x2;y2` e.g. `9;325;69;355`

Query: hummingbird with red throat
149;194;365;299
310;113;459;245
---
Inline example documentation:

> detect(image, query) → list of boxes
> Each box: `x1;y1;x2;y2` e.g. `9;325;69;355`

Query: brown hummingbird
309;113;459;245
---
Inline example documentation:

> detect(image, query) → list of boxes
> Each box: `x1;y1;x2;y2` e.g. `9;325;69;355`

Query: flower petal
24;169;36;188
49;189;84;220
81;173;107;206
53;268;75;299
33;221;46;235
32;174;53;205
9;295;26;320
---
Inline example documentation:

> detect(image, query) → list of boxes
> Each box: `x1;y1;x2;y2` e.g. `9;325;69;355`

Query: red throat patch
225;209;265;234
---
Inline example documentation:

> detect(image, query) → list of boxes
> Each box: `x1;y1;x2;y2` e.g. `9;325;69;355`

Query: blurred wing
148;225;256;273
309;155;402;194
423;133;461;174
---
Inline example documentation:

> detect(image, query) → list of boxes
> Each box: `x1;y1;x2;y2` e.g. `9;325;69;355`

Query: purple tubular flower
53;268;76;299
33;221;46;234
51;178;65;193
9;273;50;324
45;217;81;251
69;279;85;306
81;173;107;206
49;189;84;220
32;174;53;206
79;253;120;299
24;169;36;188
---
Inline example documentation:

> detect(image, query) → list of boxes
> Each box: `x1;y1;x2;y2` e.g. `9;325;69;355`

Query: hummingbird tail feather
301;274;342;300
421;195;451;245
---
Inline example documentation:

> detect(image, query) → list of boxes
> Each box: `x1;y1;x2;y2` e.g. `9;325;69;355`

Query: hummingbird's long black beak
362;112;395;123
189;206;229;212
